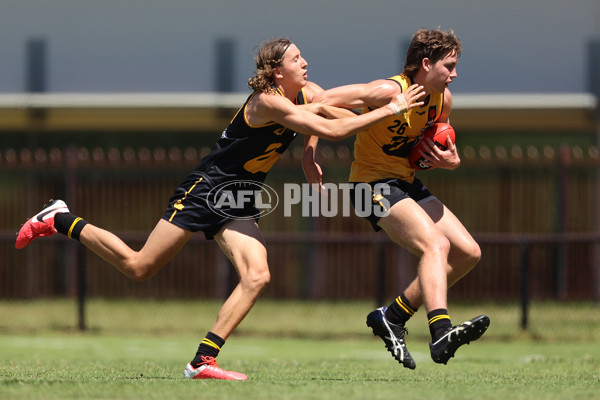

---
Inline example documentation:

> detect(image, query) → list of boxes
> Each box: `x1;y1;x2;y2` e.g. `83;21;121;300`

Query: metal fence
1;142;600;311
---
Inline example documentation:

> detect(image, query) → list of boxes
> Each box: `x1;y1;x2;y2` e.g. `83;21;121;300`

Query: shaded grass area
0;299;599;341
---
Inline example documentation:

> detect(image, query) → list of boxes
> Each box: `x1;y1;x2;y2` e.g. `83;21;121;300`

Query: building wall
1;0;599;94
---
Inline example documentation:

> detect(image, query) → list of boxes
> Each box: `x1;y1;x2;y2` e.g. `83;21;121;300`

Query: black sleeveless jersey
194;88;307;184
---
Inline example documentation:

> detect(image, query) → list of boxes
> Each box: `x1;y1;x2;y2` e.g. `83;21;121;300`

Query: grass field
1;300;599;400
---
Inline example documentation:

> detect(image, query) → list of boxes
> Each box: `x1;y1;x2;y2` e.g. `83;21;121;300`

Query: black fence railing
2;144;600;314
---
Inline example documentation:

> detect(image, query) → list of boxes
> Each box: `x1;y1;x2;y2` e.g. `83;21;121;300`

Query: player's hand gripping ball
409;123;456;170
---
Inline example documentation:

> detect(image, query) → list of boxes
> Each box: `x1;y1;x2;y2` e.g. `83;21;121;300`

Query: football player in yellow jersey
15;38;425;380
311;28;489;369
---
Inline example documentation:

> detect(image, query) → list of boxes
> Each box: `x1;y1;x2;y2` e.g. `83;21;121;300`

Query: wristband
389;102;402;115
396;94;408;113
389;95;408;115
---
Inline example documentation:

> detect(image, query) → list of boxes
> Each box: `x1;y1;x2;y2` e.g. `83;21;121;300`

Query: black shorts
162;172;260;240
349;177;434;232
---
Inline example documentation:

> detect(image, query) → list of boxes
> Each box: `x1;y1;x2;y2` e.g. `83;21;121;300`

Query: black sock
427;309;452;342
385;293;418;325
54;213;88;241
191;332;225;367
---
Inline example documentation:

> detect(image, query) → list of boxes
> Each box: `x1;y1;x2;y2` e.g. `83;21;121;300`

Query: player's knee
126;258;160;282
455;241;481;273
464;242;482;269
127;268;151;282
470;242;482;265
243;265;271;292
129;270;151;282
426;234;451;259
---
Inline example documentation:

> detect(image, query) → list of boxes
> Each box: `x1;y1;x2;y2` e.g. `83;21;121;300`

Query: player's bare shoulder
365;79;402;107
303;81;325;102
246;90;286;125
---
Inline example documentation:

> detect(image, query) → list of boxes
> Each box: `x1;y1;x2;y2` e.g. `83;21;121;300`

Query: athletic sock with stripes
428;309;453;342
54;213;88;241
191;332;225;366
385;293;418;325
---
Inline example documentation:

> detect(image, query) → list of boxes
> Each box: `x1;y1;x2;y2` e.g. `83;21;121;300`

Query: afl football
408;123;456;170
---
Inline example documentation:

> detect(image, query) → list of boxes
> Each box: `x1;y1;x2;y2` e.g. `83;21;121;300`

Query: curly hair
248;38;292;93
403;28;462;79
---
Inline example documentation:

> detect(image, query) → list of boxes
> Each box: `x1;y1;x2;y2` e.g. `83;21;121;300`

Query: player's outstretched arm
258;86;425;142
314;80;425;112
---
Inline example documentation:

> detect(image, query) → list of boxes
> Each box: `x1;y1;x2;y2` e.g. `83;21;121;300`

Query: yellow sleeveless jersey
349;75;444;183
